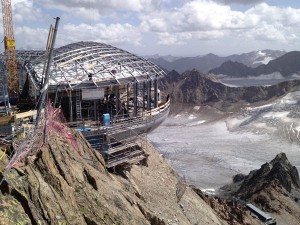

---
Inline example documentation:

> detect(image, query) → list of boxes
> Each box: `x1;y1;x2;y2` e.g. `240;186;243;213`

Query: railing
74;98;170;131
107;98;170;132
80;99;170;168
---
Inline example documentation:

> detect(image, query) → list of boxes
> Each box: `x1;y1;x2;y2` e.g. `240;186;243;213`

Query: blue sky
4;0;300;56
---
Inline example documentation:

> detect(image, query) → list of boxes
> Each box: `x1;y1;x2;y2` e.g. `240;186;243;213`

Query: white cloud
140;1;300;46
13;0;43;22
15;26;49;49
141;1;247;33
3;0;300;55
212;0;265;5
57;23;142;47
36;0;171;14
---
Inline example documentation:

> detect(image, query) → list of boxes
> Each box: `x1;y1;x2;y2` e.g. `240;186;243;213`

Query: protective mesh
6;101;81;170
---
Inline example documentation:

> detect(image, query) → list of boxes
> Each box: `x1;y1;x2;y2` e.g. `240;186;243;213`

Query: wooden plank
15;110;37;119
0;115;13;125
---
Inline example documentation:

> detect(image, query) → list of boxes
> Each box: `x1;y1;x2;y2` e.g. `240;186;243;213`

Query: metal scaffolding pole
143;81;146;111
126;83;130;114
154;77;158;108
115;85;119;115
35;17;60;127
134;82;138;116
69;90;73;122
147;80;151;110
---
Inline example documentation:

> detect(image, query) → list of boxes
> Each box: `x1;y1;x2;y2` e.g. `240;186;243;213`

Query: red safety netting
6;101;82;170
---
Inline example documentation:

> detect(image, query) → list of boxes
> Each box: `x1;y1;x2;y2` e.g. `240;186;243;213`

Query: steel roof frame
21;41;165;90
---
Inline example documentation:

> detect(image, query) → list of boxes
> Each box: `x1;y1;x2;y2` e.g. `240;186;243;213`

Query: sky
3;0;300;56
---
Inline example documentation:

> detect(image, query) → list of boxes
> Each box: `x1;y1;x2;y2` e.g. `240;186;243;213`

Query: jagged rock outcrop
237;153;300;197
220;153;300;225
192;186;255;225
160;69;300;111
0;127;227;225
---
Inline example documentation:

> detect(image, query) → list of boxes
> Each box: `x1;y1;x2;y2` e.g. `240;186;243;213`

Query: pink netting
6;101;82;170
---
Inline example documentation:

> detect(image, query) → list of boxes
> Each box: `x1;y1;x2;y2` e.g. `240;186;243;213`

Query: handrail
74;98;170;130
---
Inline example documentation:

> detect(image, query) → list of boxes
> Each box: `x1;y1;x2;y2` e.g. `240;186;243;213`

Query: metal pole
115;85;119;115
126;83;129;114
69;90;73;122
154;78;158;108
134;82;138;116
143;81;146;111
147;80;151;110
36;17;60;127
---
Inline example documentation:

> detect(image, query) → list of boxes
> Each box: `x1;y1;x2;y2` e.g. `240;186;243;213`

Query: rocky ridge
220;153;300;225
148;50;285;73
0;124;261;225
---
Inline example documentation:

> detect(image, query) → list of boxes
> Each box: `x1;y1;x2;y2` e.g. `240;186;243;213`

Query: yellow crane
1;0;18;99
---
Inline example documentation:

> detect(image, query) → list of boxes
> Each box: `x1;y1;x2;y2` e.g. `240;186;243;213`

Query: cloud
140;1;300;46
36;0;171;14
13;0;44;22
212;0;265;5
57;23;142;47
15;26;49;49
141;1;247;33
5;0;300;55
157;30;224;45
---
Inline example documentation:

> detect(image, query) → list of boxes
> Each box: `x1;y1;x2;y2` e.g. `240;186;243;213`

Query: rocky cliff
238;153;300;197
1;123;254;225
220;153;300;225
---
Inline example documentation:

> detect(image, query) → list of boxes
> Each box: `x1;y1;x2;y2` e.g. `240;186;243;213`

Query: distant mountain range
209;51;300;77
146;50;286;73
159;69;300;109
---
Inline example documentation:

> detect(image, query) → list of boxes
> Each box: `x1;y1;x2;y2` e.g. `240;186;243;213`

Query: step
106;150;145;168
107;142;138;154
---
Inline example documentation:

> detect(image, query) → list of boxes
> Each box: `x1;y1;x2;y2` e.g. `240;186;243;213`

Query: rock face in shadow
220;153;300;225
160;69;300;111
237;153;300;198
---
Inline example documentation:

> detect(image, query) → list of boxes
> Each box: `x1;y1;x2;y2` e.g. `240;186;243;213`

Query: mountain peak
237;153;300;196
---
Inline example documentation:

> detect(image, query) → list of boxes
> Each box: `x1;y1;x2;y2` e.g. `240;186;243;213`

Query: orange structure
1;0;18;98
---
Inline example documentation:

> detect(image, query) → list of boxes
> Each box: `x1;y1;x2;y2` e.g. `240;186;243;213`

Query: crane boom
1;0;18;98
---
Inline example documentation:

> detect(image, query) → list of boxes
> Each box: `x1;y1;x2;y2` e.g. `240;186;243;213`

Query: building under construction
0;41;170;169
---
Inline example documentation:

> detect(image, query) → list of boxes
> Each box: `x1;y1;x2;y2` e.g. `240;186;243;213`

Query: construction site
0;1;170;170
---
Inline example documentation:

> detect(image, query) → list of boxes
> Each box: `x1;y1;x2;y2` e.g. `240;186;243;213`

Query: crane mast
1;0;18;99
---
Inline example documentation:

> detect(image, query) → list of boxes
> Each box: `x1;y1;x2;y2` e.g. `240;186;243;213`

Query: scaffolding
82;99;170;169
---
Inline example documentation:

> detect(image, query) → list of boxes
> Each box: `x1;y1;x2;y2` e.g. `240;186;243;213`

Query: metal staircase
75;89;82;122
81;116;147;169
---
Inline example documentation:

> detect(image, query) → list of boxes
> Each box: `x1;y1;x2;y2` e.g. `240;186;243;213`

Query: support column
126;83;130;115
143;81;146;111
147;80;151;110
134;82;138;116
154;78;158;108
54;87;59;108
69;90;73;122
115;85;119;115
93;100;97;121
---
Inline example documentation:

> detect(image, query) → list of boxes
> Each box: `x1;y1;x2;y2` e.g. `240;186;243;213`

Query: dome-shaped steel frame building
23;41;170;128
25;41;166;90
1;41;170;169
